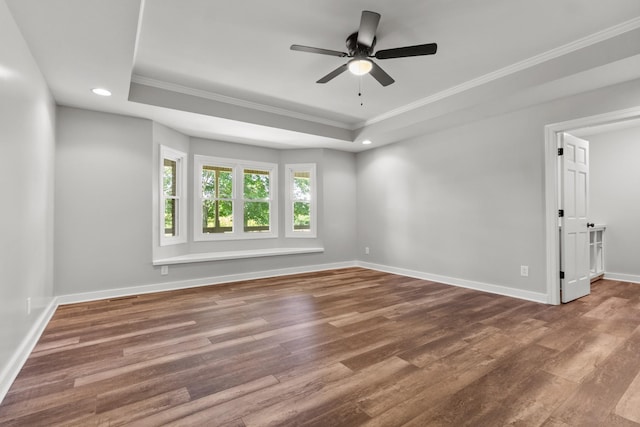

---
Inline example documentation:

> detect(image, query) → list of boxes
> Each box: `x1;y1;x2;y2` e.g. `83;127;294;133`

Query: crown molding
130;74;354;130
359;16;640;129
131;0;147;69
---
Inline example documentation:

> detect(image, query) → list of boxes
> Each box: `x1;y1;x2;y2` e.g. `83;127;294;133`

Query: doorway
544;107;640;305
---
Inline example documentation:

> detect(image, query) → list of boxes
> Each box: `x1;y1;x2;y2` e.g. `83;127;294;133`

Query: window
160;146;187;245
285;164;316;238
202;165;233;234
194;155;277;240
243;168;271;232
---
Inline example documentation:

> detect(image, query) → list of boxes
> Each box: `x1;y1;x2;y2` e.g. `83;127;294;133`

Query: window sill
153;247;324;266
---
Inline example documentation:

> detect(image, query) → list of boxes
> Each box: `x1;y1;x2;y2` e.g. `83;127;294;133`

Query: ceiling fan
290;10;437;87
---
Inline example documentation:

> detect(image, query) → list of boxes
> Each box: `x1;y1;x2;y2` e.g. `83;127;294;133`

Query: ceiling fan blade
317;64;349;83
357;11;380;47
369;61;394;86
375;43;438;59
290;44;348;57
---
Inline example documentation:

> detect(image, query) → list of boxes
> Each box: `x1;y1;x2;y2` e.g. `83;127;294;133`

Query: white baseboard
0;298;58;405
356;261;548;304
57;261;358;305
603;272;640;284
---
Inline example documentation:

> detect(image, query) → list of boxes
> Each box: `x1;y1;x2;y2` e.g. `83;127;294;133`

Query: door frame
544;107;640;304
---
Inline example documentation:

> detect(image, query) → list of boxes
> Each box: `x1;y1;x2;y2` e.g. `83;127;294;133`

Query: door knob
587;222;595;228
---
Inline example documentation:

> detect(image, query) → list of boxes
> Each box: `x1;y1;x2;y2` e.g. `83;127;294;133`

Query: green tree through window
202;166;233;233
195;155;277;240
163;158;177;236
160;146;187;245
293;171;311;230
244;169;270;232
285;164;315;238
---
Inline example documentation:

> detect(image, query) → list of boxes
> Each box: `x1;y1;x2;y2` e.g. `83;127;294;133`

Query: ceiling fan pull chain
359;76;364;106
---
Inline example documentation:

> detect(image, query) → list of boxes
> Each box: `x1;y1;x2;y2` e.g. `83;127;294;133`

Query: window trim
194;155;278;241
159;145;187;246
285;163;317;238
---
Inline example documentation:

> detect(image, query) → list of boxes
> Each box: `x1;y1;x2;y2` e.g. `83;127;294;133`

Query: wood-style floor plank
1;268;640;426
616;370;640;424
548;326;640;426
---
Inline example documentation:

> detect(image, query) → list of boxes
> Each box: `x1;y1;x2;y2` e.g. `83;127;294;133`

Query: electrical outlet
161;265;169;275
26;297;31;315
520;265;529;277
365;247;370;255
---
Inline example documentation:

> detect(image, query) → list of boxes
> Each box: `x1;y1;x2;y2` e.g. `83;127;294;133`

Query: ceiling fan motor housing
346;32;375;57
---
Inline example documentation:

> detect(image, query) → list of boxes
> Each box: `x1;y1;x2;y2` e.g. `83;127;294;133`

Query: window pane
202;200;233;233
244;201;270;232
293;172;311;202
293;201;310;230
202;166;233;199
164;198;176;236
244;169;270;200
201;168;216;198
218;169;233;198
163;159;176;196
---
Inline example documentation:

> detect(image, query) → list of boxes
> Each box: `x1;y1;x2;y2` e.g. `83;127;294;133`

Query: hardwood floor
1;267;640;426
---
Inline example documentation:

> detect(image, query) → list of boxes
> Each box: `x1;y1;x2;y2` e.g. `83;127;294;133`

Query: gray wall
356;78;640;295
589;125;640;278
320;149;358;259
0;0;55;384
55;108;154;295
55;108;357;295
357;110;545;293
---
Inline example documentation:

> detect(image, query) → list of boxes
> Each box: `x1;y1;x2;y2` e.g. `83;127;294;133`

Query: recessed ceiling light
91;88;112;96
362;139;373;145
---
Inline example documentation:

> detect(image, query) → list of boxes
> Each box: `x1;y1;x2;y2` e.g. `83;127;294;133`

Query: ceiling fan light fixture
348;58;373;76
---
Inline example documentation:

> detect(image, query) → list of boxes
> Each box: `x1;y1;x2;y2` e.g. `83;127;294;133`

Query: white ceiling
6;0;640;151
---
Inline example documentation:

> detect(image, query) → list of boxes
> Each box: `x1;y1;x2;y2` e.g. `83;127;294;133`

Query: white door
560;133;590;303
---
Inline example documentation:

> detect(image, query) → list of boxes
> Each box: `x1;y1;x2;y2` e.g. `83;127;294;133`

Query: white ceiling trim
130;74;353;130
549;105;640;134
131;0;146;68
358;16;640;129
